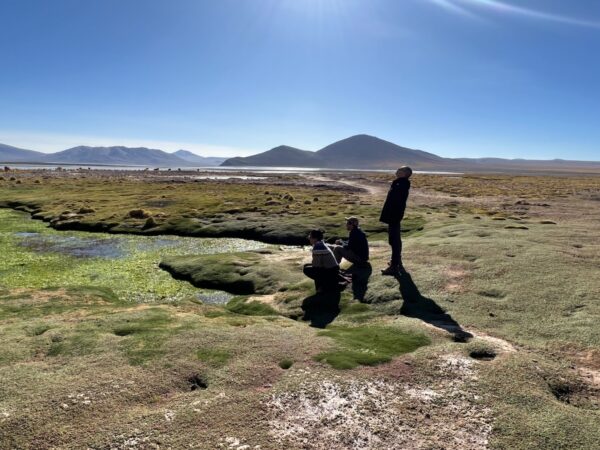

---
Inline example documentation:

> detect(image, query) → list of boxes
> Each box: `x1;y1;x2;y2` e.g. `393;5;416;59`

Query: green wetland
0;209;266;304
1;171;600;449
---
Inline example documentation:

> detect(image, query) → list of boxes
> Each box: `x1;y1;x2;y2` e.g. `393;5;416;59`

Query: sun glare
430;0;600;28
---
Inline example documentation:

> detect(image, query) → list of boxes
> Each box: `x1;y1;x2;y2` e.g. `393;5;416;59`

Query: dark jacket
345;227;369;262
379;178;410;224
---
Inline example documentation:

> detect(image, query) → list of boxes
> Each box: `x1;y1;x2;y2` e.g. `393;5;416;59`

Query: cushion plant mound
159;250;305;295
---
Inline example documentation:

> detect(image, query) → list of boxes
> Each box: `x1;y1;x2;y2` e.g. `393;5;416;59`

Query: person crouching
303;229;340;292
330;216;369;266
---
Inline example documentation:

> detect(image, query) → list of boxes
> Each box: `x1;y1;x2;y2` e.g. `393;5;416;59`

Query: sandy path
303;175;386;197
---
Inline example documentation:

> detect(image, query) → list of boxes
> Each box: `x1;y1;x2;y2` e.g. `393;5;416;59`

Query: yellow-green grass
0;174;425;244
369;172;600;200
0;286;433;448
1;171;600;448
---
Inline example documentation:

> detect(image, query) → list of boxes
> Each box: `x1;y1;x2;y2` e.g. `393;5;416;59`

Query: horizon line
2;134;600;163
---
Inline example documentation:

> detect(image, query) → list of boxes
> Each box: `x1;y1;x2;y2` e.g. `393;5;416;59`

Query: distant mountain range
0;143;226;167
221;134;600;172
222;135;449;170
173;150;228;166
0;144;46;162
2;136;599;172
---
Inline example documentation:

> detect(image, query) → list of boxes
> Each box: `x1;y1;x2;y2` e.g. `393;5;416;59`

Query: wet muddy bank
0;201;424;247
0;201;317;246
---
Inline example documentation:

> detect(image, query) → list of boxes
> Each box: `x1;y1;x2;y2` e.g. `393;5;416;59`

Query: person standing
379;166;412;275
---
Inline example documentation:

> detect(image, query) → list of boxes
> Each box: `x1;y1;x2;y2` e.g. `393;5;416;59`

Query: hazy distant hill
0;143;46;163
221;134;600;172
41;146;189;166
173;150;226;166
0;143;227;167
221;135;463;170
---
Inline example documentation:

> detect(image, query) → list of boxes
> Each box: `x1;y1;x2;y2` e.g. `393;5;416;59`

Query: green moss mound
159;251;303;295
315;325;430;370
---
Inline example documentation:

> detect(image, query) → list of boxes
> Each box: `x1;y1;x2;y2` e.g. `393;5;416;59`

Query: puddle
192;175;268;180
16;233;125;258
196;291;233;305
13;231;265;260
14;232;39;238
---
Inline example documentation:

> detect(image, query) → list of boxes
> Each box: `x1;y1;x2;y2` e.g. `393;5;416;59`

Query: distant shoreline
1;163;462;175
3;162;600;176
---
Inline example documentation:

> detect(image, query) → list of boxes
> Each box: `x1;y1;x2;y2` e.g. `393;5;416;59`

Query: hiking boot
381;265;400;276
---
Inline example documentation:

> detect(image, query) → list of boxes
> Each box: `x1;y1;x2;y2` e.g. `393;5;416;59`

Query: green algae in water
0;210;267;303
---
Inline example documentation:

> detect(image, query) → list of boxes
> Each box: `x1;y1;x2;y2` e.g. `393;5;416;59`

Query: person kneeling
303;229;339;292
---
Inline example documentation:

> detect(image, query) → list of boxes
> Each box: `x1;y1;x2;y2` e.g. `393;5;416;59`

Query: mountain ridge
221;134;464;170
0;143;46;162
0;144;224;167
44;146;186;166
221;134;600;171
2;136;600;171
173;150;226;166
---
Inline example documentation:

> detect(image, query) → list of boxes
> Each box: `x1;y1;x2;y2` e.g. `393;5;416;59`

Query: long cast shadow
397;272;473;342
301;291;341;329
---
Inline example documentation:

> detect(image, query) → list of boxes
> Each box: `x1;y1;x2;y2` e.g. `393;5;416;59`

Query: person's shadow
396;272;473;342
301;291;341;329
345;262;373;302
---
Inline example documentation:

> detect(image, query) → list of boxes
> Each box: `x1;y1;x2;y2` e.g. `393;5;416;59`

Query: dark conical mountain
220;135;458;169
316;134;446;168
221;145;323;167
0;143;46;162
220;135;600;171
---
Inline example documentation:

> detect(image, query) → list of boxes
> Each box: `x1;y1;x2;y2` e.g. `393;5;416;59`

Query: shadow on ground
301;291;341;329
345;262;373;302
397;272;473;342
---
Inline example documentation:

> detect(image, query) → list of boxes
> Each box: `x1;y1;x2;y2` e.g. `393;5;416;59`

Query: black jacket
379;178;410;224
346;227;369;262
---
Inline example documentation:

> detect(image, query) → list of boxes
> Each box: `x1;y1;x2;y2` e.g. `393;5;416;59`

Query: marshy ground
0;169;599;449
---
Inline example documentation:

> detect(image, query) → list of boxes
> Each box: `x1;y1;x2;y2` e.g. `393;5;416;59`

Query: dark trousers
388;222;402;267
303;264;339;291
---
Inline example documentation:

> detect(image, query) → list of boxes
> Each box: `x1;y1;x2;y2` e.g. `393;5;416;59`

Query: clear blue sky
1;0;599;160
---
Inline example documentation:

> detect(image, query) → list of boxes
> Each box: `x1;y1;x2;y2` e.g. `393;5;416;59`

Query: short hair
309;229;324;240
398;166;413;177
345;217;359;227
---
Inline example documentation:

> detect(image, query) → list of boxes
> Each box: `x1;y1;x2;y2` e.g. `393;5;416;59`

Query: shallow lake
1;209;268;304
